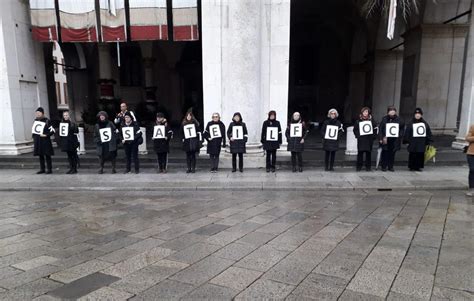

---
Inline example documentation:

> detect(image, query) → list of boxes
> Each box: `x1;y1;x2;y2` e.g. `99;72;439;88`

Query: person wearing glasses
204;113;226;173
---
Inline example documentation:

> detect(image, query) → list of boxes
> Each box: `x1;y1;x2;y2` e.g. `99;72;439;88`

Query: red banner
99;0;127;42
29;0;58;42
129;0;168;41
58;0;98;42
172;0;199;41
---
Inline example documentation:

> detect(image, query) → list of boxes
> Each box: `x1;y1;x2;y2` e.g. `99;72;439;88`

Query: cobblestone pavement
0;190;471;300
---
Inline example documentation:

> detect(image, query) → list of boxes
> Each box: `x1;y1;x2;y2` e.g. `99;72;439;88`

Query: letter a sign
184;124;197;139
59;123;69;137
153;125;166;139
32;121;46;135
325;125;339;140
359;121;373;136
99;128;112;143
266;127;278;141
232;126;243;140
209;124;222;139
290;124;303;138
413;123;426;137
386;123;399;138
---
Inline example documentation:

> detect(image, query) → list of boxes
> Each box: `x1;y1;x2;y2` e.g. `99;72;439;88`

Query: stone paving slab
0;189;471;300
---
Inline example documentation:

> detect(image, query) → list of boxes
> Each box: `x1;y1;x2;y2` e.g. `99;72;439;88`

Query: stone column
0;1;50;155
453;17;474;149
201;0;290;154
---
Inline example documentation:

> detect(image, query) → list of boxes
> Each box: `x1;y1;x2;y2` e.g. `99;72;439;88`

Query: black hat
36;107;44;114
414;107;423;115
156;112;165;118
124;112;132;118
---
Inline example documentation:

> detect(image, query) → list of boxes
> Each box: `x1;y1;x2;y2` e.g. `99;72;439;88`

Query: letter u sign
413;123;426;137
386;123;399;138
325;125;339;140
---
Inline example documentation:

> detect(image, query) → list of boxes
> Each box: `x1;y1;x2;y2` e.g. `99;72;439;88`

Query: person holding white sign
181;111;201;173
403;108;433;171
121;112;143;174
227;112;248;172
204;113;226;173
285;112;308;172
153;112;173;173
59;111;79;174
353;107;377;171
261;110;282;172
32;107;55;174
378;106;405;172
321;109;343;171
94;111;118;174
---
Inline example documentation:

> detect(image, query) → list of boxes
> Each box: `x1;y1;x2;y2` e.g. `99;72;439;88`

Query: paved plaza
0;184;471;300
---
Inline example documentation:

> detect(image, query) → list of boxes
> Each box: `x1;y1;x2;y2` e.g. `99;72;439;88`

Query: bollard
77;127;86;155
139;127;148;155
345;126;358;155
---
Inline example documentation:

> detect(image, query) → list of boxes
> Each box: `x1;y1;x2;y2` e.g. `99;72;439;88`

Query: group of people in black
32;103;433;174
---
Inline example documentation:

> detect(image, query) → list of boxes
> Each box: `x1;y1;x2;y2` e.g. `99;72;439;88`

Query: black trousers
39;155;52;171
157;152;168;170
186;151;196;171
408;152;425;170
124;143;139;172
99;156;116;170
325;151;335;169
232;153;244;170
381;150;396;169
266;150;277;169
357;151;371;170
210;154;220;170
66;151;77;171
468;155;474;189
291;152;303;168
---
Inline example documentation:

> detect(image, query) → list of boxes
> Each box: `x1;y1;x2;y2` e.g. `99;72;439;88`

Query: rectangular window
55;82;61;104
53;56;58;73
63;83;68;105
62;59;66;74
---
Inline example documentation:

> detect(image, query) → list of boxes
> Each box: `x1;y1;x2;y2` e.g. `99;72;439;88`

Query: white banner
59;123;69;137
99;128;112;142
358;121;373;136
266;127;278;141
183;124;197;139
324;125;339;140
153;125;166;139
32;121;46;135
386;123;399;138
413;123;426;138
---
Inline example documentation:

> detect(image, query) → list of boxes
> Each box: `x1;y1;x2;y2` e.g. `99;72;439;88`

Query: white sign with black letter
324;125;339;140
386;123;399;138
122;127;134;141
99;128;112;143
358;121;373;136
32;121;46;135
209;124;222;139
59;123;69;137
290;123;303;138
266;127;278;141
232;126;243;140
153;125;166;139
184;124;197;139
413;123;426;138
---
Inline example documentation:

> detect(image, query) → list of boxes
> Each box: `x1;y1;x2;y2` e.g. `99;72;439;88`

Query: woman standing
286;112;308;172
153;112;173;173
227;112;248;172
32;107;55;174
404;108;433;172
353;107;376;171
321;109;343;171
94;111;118;174
204;113;226;173
465;124;474;196
59;110;79;174
378;106;404;172
121;112;142;174
181;111;201;173
261;111;282;172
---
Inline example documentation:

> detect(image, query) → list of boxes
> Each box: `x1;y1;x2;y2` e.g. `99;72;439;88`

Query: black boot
111;159;117;174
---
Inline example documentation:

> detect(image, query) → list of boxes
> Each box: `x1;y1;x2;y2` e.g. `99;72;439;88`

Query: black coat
153;121;173;153
353;118;377;152
120;122;142;145
33;117;54;156
59;120;79;152
321;118;342;152
94;121;118;157
285;121;308;152
378;115;405;151
204;121;226;155
181;121;201;153
227;121;248;154
261;120;282;151
404;118;433;153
